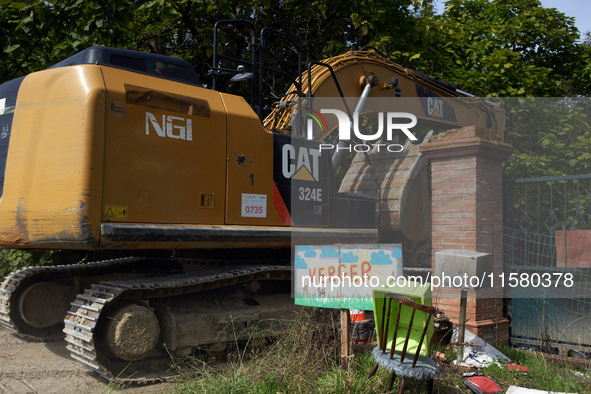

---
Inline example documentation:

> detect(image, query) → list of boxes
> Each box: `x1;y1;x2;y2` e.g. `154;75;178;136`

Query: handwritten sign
294;244;403;310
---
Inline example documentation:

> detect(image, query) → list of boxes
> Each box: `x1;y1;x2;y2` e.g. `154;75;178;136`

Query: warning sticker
104;205;128;219
241;194;267;218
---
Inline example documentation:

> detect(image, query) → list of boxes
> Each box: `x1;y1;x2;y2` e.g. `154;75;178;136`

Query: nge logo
146;112;193;141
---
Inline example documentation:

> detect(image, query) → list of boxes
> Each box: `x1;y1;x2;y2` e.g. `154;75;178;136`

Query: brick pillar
420;126;514;347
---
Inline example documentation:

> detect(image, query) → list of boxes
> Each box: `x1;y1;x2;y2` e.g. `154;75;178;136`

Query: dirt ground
0;326;177;393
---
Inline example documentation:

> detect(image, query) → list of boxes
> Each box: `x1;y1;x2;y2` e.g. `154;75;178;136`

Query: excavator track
0;257;182;341
63;263;291;383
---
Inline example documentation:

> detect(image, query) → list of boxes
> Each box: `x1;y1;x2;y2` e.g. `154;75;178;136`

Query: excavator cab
209;20;379;231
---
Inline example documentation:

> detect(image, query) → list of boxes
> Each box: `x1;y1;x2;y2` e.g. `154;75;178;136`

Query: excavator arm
262;51;505;268
264;51;505;142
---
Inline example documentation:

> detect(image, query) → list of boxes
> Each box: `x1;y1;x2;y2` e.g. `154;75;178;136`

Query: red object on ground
349;310;366;322
507;364;530;372
462;375;503;394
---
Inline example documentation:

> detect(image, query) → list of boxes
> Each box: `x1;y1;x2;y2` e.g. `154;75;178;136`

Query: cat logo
427;97;444;118
282;144;320;182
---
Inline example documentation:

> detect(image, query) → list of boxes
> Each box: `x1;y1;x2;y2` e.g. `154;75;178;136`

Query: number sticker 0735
241;193;267;218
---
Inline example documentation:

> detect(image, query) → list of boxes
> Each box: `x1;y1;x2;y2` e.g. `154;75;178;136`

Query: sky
540;0;591;36
435;0;591;38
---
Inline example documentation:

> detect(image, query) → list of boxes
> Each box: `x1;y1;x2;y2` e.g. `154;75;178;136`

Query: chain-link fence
504;175;591;352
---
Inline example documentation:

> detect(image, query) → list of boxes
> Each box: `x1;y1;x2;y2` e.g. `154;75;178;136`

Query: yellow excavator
0;21;504;381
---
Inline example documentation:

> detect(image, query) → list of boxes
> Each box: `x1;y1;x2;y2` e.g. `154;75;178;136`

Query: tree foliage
502;97;591;178
406;0;591;97
1;0;590;180
0;0;433;84
400;0;591;179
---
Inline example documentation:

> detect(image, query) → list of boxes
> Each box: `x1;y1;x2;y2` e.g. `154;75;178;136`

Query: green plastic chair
368;282;439;393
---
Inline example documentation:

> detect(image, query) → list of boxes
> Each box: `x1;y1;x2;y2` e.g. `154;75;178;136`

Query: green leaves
0;248;54;277
0;0;441;83
501;97;591;178
0;0;193;81
4;44;20;54
409;53;421;61
414;0;589;97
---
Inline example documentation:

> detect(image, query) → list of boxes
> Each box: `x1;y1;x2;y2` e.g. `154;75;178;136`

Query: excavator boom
265;51;505;142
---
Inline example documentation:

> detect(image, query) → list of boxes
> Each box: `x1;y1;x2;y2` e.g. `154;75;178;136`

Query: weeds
171;309;382;393
0;248;56;277
436;345;591;393
482;346;591;393
168;310;590;393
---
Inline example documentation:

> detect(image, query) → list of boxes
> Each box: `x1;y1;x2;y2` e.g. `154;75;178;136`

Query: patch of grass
170;309;401;393
435;345;591;393
173;350;432;394
483;346;590;393
442;346;457;361
168;311;590;393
